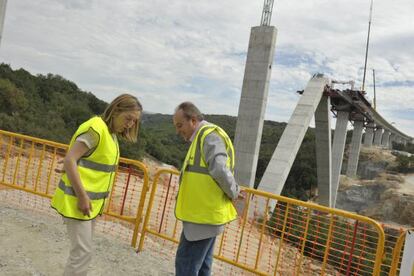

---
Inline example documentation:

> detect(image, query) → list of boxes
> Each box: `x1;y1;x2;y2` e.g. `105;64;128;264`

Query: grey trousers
63;217;96;276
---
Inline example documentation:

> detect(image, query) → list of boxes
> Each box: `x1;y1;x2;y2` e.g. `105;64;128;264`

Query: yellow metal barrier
138;168;386;275
0;129;149;247
389;228;414;276
1;130;390;275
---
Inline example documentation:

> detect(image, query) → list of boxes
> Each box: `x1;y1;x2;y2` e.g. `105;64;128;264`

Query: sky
1;0;413;136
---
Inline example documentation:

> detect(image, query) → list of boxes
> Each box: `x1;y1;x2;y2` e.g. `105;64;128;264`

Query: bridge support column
373;127;383;146
381;130;391;147
346;120;364;178
315;95;332;207
389;134;395;149
0;0;7;46
332;111;349;207
258;76;330;211
395;136;401;144
234;26;277;188
363;122;375;146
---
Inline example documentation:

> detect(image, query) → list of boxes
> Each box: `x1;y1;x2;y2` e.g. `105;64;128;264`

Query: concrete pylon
381;130;391;147
346;120;364;178
0;0;7;46
363;122;375;146
389;133;395;149
234;26;277;188
397;136;402;144
258;75;330;206
314;95;332;207
373;127;383;146
331;110;349;207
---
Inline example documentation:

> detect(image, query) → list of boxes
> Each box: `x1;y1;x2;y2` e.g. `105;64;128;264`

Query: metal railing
389;228;414;276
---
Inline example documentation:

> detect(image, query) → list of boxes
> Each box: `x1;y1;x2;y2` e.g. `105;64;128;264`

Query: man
173;102;240;276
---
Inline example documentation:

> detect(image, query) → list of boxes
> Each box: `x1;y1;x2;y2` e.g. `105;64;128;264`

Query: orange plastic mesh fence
1;130;397;275
381;226;411;276
138;169;386;276
0;130;150;247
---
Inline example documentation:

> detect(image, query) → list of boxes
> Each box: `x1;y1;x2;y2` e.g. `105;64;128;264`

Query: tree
0;78;29;115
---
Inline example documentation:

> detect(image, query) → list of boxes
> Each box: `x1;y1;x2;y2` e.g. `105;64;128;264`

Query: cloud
1;0;413;136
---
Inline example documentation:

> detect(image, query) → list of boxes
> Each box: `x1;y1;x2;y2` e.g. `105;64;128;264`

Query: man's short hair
175;102;204;121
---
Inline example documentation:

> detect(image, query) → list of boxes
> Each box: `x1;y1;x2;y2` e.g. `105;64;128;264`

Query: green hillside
0;63;317;200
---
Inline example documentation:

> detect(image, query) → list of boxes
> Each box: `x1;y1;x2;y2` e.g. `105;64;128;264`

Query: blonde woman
51;94;142;276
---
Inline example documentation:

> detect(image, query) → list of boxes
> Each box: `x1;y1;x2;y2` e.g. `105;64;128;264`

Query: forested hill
0;63;318;200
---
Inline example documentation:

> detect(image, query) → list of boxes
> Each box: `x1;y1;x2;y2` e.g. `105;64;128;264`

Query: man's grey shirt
182;122;239;241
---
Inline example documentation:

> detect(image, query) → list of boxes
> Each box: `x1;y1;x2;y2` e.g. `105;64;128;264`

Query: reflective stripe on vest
185;125;234;174
185;126;210;174
78;159;117;173
58;180;109;200
186;165;209;174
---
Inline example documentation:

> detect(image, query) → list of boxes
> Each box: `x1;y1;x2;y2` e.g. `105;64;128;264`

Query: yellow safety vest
175;124;237;225
51;116;119;220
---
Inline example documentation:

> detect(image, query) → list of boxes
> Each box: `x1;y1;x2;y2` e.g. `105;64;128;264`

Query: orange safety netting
138;169;386;276
2;129;404;275
0;130;149;247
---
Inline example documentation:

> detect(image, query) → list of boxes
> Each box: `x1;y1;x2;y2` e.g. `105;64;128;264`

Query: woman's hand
63;141;92;217
77;194;93;217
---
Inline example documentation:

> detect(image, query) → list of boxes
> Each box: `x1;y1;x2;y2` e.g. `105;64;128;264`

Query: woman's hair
102;94;142;142
175;101;204;121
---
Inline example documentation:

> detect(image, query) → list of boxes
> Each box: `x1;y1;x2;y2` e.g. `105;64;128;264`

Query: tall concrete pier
314;95;332;207
331;110;349;206
373;127;383;146
381;130;391;147
258;75;330;198
363;122;375;146
346;119;364;178
234;26;277;188
234;1;277;188
0;0;7;46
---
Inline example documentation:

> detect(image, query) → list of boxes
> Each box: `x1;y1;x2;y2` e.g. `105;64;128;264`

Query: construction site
1;0;414;275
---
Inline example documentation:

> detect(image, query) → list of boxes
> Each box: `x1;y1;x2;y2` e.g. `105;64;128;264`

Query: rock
336;148;414;228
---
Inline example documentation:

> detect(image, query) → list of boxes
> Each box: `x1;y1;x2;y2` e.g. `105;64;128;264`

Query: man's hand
233;190;248;217
77;195;92;217
237;190;247;201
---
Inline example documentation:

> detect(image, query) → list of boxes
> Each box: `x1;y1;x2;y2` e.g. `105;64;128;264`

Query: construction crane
260;0;274;26
361;0;374;92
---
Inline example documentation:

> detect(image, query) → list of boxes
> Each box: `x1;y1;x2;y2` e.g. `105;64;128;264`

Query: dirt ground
0;200;175;276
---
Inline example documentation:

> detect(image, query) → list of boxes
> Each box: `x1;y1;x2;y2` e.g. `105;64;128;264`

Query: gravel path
0;201;175;276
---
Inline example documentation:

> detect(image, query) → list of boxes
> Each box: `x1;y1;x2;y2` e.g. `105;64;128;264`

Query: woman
51;93;142;276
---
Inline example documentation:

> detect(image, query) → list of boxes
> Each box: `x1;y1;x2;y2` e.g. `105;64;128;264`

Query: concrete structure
314;95;332;207
331;111;349;206
233;26;277;188
231;0;413;211
381;130;391;147
389;134;395;149
363;122;375;146
373;127;383;146
346;120;364;178
248;73;412;211
0;0;6;46
258;75;330;203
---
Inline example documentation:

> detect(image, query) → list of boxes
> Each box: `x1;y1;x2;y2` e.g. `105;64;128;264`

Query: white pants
63;217;96;276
